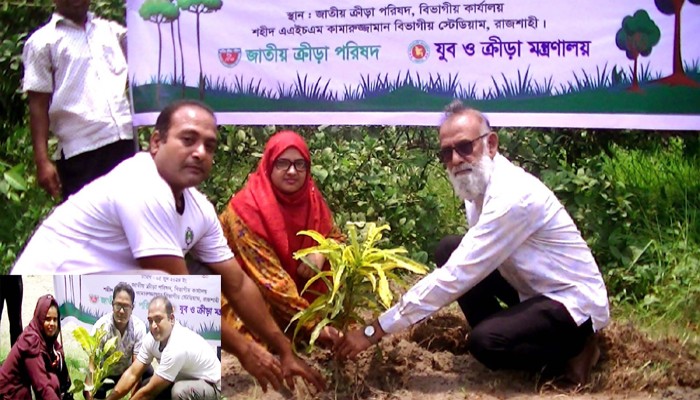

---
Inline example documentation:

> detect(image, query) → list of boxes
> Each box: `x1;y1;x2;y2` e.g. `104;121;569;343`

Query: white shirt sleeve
22;32;54;93
108;20;127;38
133;318;146;356
189;210;234;264
379;192;545;334
136;335;155;366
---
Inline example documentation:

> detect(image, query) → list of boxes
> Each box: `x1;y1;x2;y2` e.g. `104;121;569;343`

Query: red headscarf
230;131;334;285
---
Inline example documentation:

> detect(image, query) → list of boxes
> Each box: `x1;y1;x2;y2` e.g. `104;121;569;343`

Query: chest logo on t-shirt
185;227;194;246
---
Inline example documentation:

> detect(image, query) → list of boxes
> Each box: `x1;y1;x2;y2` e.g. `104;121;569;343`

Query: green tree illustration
139;0;180;104
167;5;181;86
655;0;700;86
173;0;186;97
178;0;223;100
615;10;660;92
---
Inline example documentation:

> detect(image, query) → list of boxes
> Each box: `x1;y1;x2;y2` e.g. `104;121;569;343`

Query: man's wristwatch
363;324;378;344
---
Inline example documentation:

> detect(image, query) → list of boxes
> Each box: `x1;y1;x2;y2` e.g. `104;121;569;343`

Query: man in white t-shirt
106;296;220;400
90;282;150;399
336;102;610;386
12;100;325;394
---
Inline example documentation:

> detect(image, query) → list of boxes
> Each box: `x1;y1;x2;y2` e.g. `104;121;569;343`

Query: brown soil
222;308;700;400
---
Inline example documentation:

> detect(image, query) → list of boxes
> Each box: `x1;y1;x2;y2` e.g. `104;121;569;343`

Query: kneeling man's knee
467;324;509;370
171;381;191;400
434;235;463;268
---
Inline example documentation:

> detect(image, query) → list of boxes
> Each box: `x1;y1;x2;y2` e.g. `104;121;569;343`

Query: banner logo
408;40;429;63
218;48;241;67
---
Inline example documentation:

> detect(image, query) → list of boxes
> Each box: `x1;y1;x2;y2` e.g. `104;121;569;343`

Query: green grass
600;139;700;334
602;139;700;243
604;139;699;193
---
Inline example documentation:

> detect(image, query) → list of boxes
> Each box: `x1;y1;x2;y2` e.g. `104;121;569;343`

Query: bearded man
335;101;610;386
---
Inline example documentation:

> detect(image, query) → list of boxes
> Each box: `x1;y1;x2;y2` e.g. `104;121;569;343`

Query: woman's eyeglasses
438;133;489;164
274;158;308;172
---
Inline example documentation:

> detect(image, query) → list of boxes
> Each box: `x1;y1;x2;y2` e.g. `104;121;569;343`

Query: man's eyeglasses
274;158;308;172
438;133;490;164
113;302;133;312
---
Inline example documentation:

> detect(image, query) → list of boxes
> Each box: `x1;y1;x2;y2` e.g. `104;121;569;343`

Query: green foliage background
1;0;699;337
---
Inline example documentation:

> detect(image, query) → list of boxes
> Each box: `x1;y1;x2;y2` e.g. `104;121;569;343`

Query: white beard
447;153;495;202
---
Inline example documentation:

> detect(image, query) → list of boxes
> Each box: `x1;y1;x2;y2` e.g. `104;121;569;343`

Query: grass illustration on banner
132;60;700;114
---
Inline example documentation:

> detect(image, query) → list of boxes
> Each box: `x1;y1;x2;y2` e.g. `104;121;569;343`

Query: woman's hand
297;253;326;280
296;262;315;280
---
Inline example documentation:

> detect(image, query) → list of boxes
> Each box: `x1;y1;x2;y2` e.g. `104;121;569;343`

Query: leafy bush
0;2;50;134
0;124;55;274
306;125;463;264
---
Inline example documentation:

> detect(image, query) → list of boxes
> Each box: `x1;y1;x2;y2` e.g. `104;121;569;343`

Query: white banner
127;0;700;129
53;275;221;349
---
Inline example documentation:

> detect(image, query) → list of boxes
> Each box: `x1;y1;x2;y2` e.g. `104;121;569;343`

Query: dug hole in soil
222;307;700;400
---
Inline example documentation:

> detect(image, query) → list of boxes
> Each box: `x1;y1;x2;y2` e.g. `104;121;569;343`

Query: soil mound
222;309;700;399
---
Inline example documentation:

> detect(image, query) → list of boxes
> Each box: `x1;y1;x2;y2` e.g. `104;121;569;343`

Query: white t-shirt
12;152;233;274
92;313;147;375
380;154;610;333
137;322;221;389
22;12;132;159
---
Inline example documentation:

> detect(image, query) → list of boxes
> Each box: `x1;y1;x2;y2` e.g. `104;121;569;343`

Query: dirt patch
597;322;700;392
222;308;700;400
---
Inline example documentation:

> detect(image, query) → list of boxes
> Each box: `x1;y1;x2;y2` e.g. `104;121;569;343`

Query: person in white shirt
22;0;135;200
106;296;220;400
336;102;610;386
90;283;150;399
12;100;325;394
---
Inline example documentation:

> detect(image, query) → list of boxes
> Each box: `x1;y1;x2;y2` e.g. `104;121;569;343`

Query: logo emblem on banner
218;48;241;67
408;40;429;63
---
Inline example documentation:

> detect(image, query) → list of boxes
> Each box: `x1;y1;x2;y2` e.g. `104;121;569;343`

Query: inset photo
0;275;222;400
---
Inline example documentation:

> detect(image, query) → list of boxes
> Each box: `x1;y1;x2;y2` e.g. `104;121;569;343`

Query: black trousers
0;276;23;347
435;235;593;372
57;139;137;200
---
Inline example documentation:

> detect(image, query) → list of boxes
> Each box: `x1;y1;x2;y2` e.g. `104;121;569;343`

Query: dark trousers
435;235;593;372
57;139;137;200
0;276;23;347
141;371;174;400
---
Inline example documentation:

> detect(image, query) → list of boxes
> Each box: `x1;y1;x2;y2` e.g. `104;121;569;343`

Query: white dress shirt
379;154;610;334
22;12;132;159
